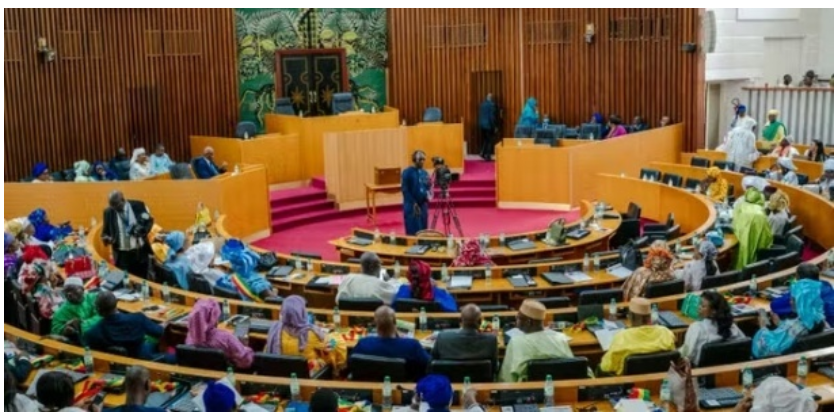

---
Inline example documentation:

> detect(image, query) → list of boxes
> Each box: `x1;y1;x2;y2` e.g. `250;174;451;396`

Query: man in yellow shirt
599;297;675;376
499;300;576;382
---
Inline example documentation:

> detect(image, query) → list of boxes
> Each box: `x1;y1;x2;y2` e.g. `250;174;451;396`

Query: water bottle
797;356;809;384
222;299;231;322
484;264;492;285
333;307;341;330
394;261;401;278
389;231;396;244
213;209;221;222
492;314;501;333
660;379;671;411
83;347;94;373
674;241;682;253
162;282;171;304
77;226;87;247
651;304;659;324
593;253;601;271
122;271;130;291
299;110;304;117
419;307;428;331
742;366;753;389
290;373;301;402
294;256;303;270
609;298;618;320
90;217;98;228
499;233;506;245
141;280;149;302
583;252;591;272
544;375;555;407
374;228;381;242
243;131;249;140
382;376;393;411
441;264;450;283
233;164;241;175
516;138;522;147
463;376;471;393
307;311;314;325
749;274;758;293
447;234;454;252
226;367;235;385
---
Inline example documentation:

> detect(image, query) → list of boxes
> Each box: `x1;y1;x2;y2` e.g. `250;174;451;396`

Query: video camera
432;156;454;190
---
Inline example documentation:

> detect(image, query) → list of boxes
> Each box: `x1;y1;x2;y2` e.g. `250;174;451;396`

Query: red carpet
253;207;579;261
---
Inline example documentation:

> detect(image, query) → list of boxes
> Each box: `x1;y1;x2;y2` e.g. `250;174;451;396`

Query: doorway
469;71;504;155
705;83;721;149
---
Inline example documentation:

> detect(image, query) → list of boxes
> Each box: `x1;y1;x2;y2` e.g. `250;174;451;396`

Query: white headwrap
778;157;797;171
750;377;817;412
738;117;758;133
185;241;215;274
742;176;768;192
130;148;147;165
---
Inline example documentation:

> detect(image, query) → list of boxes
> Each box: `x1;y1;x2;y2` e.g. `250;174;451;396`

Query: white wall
705;8;834;145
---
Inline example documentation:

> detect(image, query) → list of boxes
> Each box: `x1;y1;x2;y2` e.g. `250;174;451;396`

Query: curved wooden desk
5;325;832;410
694;149;826;181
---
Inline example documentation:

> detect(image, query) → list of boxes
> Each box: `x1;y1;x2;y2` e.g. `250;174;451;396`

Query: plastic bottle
544;375;555;407
374;228;381;242
419;307;428;331
593;253;601;271
441;264;449;283
394;261;401;279
797;356;809;385
609;298;618;320
162;282;171;304
749;274;758;293
382;376;392;411
651;304;659;324
290;373;301;402
484;264;492;285
83;347;94;373
222;299;231;322
583;252;591;272
492;314;501;333
660;379;671;411
294;256;303;270
122;271;130;291
333;306;341;330
463;376;472;393
447;234;454;252
307;311;314;325
141;280;149;302
226;367;235;384
389;231;396;244
742;366;753;389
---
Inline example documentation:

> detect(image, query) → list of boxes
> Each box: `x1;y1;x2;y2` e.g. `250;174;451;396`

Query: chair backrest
513;125;533;138
792;328;834;353
332;92;355;114
785;234;804;256
113;160;131;181
784;215;797;233
661;173;683;187
349;354;408;382
338;297;384;312
527;357;589;381
697;337;752;367
169;163;194;180
430;360;493;383
394;299;440;312
623;350;680;375
743;259;772;278
212;284;241;300
539;297;571;309
796;174;809;186
610;219;640;249
684;178;702;190
477;304;509;312
701;270;742;290
291;251;323;261
253;352;311;377
274;97;295;115
235;121;257;139
578;288;622;306
423;107;442;122
713;160;735;171
546;124;566;138
579;123;602;139
188;273;213;295
774;251;800;271
152;262;178;287
644;279;685;299
626;202;642;219
639;168;661;182
690;157;710;168
175;345;228;371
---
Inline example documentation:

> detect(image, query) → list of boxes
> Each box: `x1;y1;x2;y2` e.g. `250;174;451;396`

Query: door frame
274;48;350;99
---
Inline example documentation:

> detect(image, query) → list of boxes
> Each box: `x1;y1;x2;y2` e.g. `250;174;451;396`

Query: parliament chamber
4;7;835;414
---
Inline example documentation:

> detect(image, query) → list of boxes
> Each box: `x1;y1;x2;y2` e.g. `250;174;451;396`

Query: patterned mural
235;8;388;130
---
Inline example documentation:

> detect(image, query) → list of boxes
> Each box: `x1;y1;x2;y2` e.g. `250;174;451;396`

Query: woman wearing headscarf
516;97;539;128
91;161;117;181
701;167;729;203
17;246;63;320
804;139;826;162
395;260;458;312
761;109;787;144
605;115;627;139
732;188;774;270
31;162;52;183
766;190;791;237
679;291;744;366
186;298;254;369
4;233;21;278
220;239;275;301
185;241;233;289
28;208;72;244
770;137;800;158
129;147;152;181
72;160;94;183
768;157;799;185
163;231;191;290
752;279;828;358
674;239;719;292
451;239;494;267
5;217;36;246
622;241;676;301
724;117;760;168
264;295;347;374
734;376;818;412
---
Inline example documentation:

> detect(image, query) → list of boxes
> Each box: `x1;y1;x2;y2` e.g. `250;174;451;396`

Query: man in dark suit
431;303;498;375
101;191;153;278
193;146;228;179
478;93;498;161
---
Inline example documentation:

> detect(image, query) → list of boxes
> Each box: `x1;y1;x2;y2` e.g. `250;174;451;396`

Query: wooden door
275;48;349;116
469;71;504;154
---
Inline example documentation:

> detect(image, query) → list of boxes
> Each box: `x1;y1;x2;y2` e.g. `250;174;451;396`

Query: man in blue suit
478;93;497;161
402;151;431;236
193;146;228;179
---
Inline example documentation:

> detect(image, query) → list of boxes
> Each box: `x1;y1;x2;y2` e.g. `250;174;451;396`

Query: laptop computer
267;265;294;278
566;228;591;240
448;275;473;290
348;237;373;246
406;245;430;255
506;239;536;251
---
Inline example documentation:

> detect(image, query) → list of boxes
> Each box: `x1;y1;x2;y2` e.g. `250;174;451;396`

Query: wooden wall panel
4;9;237;181
388;9;705;153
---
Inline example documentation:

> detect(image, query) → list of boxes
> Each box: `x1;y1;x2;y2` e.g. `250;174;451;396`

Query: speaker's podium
365;167;402;225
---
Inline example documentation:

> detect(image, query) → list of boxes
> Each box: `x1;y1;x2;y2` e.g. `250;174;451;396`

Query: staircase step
270;187;327;207
311;177;327;190
272;199;334;217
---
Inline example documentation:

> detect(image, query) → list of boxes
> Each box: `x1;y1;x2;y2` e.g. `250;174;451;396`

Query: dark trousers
480;128;495;158
114;246;150;278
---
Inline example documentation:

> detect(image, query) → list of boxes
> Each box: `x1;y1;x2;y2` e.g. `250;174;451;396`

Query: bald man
336;252;398;304
431;303;498;375
351;306;430;381
110;366;165;412
193;146;227;179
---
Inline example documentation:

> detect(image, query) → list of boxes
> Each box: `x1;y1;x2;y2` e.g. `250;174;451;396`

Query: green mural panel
235;8;388;131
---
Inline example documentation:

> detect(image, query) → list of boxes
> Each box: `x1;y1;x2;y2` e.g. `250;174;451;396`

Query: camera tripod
429;186;464;237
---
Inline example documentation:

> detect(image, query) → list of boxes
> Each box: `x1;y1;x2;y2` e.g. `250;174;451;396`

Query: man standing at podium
402;150;431;235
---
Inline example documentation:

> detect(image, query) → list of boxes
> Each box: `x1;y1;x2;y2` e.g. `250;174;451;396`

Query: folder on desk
448;275;473;289
606;264;633;279
593;327;623;351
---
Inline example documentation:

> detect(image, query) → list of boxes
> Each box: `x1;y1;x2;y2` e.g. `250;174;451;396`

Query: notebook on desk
566;228;591;240
405;244;430;255
593;327;624;351
506;239;537;251
606;264;633;279
542;271;591;285
348;237;373;246
448;275;473;289
507;274;537;288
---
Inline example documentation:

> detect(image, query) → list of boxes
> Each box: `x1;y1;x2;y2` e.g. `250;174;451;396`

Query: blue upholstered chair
513;125;534;138
332;92;355;114
274;97;294;115
235;121;257;139
423;107;442;122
